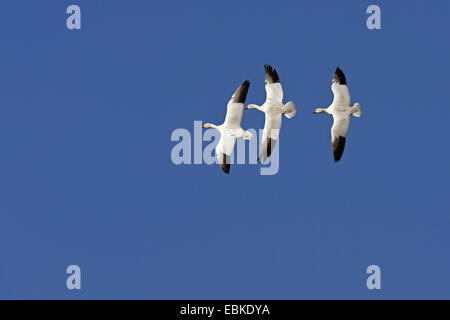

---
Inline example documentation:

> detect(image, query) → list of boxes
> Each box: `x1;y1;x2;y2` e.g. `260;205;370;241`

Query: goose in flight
245;65;296;163
202;80;253;174
313;67;362;162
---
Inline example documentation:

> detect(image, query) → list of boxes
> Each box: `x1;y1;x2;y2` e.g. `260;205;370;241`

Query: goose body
313;67;362;162
202;80;253;174
246;65;296;163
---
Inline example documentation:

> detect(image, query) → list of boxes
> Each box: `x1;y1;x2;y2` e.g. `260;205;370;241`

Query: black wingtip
231;80;250;104
264;64;280;83
332;136;346;162
220;165;230;174
219;154;231;174
241;79;250;92
258;138;276;164
333;67;347;85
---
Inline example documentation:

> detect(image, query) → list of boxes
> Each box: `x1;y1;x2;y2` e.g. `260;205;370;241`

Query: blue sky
0;0;449;299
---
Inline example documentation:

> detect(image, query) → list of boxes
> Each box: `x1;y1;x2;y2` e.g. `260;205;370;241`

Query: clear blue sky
0;0;449;299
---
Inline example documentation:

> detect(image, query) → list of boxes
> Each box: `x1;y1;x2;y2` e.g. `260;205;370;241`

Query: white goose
245;65;296;163
202;80;253;174
313;67;362;162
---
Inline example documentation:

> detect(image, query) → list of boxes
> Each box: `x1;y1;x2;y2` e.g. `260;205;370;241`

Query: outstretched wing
332;136;346;162
230;80;250;104
215;131;237;174
224;80;250;127
259;115;281;163
265;65;280;84
217;152;231;174
264;65;283;104
331;115;350;162
331;67;350;106
259;136;277;164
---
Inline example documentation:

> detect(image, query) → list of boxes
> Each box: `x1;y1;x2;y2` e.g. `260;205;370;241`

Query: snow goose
202;80;253;174
313;67;362;162
245;65;296;163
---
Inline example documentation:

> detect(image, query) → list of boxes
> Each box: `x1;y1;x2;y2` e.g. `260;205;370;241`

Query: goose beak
244;106;249;109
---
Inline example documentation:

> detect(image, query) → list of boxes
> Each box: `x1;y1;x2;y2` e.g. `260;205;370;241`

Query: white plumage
313;67;362;162
245;65;297;163
202;80;253;174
